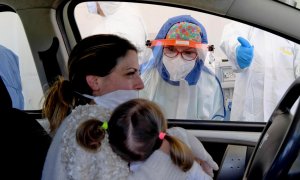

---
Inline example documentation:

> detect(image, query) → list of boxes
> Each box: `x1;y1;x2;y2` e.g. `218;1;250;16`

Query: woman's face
96;50;144;96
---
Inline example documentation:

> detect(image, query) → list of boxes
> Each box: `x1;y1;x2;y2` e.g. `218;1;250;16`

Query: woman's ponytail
43;77;74;134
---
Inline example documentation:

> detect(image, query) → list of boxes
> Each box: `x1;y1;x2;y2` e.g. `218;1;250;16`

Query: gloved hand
236;36;254;69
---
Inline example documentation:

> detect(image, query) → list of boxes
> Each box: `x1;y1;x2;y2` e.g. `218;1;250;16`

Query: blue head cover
155;15;208;43
141;15;208;86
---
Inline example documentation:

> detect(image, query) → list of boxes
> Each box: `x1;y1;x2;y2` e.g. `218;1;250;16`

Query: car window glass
74;1;300;122
275;0;300;10
0;10;44;110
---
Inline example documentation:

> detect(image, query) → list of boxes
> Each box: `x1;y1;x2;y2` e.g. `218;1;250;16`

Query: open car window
74;1;300;122
0;8;44;110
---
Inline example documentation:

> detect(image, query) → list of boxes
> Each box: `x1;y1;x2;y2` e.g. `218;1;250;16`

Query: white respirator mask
162;55;196;81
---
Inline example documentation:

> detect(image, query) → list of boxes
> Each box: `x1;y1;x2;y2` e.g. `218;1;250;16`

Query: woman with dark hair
42;34;144;136
42;34;144;180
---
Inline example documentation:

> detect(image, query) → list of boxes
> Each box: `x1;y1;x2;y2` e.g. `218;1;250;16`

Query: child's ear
86;75;101;91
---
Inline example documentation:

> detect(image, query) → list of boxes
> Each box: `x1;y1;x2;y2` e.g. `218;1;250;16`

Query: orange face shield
146;39;214;51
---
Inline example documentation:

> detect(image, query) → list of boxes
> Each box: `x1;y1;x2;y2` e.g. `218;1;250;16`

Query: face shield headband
146;39;213;61
146;39;208;49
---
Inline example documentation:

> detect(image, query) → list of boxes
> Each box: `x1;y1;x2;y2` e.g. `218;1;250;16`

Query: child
77;98;218;179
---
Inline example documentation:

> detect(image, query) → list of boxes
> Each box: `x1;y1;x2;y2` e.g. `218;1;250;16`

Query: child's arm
167;127;219;177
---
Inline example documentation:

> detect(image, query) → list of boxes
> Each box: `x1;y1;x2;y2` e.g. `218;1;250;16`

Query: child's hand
195;158;216;178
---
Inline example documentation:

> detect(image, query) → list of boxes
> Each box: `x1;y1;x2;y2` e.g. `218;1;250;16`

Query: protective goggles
163;46;198;61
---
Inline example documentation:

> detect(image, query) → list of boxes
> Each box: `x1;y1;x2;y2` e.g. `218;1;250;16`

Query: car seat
0;76;52;180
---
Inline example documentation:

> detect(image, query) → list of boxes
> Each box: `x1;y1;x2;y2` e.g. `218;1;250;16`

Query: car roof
1;0;300;43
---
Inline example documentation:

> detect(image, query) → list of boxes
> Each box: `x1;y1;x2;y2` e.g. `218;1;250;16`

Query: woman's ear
86;75;101;91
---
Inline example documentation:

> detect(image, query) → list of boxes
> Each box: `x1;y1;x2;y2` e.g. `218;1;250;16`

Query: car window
74;1;300;122
276;0;300;10
0;9;44;110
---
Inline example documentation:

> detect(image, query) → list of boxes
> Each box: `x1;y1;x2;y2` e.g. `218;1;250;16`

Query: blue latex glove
236;37;254;69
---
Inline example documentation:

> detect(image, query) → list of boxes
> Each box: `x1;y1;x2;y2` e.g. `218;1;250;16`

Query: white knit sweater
42;105;129;180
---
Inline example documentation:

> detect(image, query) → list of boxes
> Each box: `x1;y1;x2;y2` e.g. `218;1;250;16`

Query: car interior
1;76;52;180
1;0;300;179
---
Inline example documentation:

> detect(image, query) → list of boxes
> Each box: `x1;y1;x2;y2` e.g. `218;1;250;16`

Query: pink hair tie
159;132;166;140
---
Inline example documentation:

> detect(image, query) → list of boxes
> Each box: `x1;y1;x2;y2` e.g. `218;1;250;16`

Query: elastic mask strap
75;92;94;100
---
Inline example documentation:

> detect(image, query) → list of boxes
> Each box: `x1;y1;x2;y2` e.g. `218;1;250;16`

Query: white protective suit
220;22;300;122
140;15;226;120
89;2;148;56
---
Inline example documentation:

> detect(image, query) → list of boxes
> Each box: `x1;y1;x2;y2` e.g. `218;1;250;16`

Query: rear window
0;8;44;110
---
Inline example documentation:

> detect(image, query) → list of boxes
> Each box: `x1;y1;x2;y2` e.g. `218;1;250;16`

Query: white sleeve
167;127;219;171
127;150;187;180
220;22;252;72
41;117;68;180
